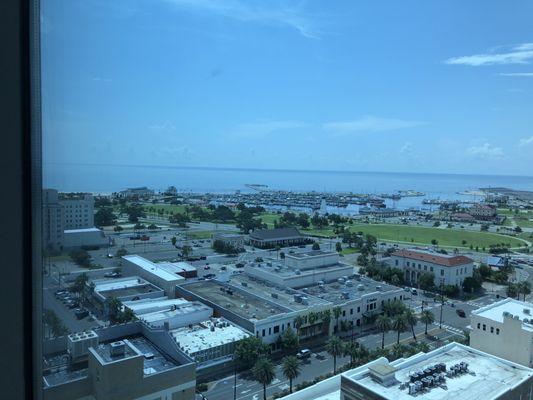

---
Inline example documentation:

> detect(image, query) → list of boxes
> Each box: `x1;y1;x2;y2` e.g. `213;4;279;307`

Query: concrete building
248;227;309;248
60;192;95;229
42;323;196;400
63;227;108;248
244;250;355;289
469;203;497;221
42;189;99;250
123;255;186;298
280;342;533;400
156;261;197;279
43;189;64;250
91;277;165;315
170;318;250;365
176;273;403;346
123;297;213;330
470;298;533;368
389;249;474;288
211;232;245;250
358;207;408;218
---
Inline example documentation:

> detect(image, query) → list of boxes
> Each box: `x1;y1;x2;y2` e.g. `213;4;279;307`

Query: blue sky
42;0;533;177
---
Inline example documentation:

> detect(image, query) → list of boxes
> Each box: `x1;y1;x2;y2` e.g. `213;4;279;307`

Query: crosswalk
439;323;465;336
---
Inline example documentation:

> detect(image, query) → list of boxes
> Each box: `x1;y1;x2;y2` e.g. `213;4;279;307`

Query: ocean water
44;163;533;209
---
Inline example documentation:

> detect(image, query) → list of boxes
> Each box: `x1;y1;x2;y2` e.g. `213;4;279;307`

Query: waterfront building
248;227;308;248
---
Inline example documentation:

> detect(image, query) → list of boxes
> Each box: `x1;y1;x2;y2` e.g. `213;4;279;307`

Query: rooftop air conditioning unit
110;341;126;357
525;308;531;315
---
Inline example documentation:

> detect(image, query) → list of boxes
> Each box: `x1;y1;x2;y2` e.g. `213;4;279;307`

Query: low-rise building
91;277;165;314
389;249;474;288
170;318;250;365
118;186;155;199
470;298;533;368
469;203;497;221
123;255;186;298
244;250;354;288
211;232;245;251
43;324;196;400
248;227;309;248
123;297;213;330
280;342;533;400
63;227;108;248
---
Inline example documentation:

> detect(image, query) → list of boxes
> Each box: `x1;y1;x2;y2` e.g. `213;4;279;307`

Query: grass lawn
258;212;282;228
302;228;336;238
341;247;359;255
184;230;213;239
347;224;526;249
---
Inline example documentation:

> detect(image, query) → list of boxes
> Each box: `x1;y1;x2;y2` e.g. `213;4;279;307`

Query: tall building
42;189;64;250
470;298;533;368
42;189;95;250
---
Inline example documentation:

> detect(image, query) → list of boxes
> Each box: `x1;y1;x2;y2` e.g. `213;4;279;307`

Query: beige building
470;298;533;368
389;249;474;288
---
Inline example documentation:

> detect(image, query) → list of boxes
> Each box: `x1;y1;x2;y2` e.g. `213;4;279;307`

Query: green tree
418;272;436;292
392;314;408;344
115;246;128;257
280;326;299;353
404;308;418;342
281;356;300;394
336;242;343;252
375;314;391;349
252;357;275;400
181;245;192;258
420;310;435;335
113;225;123;232
234;337;269;368
171;236;177;247
519;281;531;301
431;239;438;246
326;336;344;374
72;273;89;297
94;206;117;227
312;242;320;250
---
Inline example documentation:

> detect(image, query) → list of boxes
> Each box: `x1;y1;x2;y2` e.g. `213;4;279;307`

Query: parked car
106;254;114;258
204;273;216;279
203;265;211;270
411;288;418;296
74;309;89;319
296;349;311;360
130;235;141;240
140;235;150;241
66;301;79;309
427;335;440;341
104;271;121;278
456;309;466;318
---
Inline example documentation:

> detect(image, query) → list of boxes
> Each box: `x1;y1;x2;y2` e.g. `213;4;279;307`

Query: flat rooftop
140;302;212;324
247;260;353;278
123;297;191;314
287;250;336;259
157;261;197;273
64;227;102;234
473;298;533;325
180;279;293;321
392;249;473;267
123;255;185;282
93;277;163;299
43;335;180;387
171;318;250;355
303;276;400;305
348;342;533;400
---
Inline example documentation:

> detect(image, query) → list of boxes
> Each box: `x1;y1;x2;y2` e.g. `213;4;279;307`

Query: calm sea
44;163;533;210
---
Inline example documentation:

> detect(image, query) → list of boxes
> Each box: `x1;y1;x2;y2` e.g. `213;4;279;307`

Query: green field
259;212;282;228
184;230;213;239
347;224;526;249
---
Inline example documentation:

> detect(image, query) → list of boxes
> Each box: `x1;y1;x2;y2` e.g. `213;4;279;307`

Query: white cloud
519;136;533;147
164;0;319;38
467;143;504;159
499;72;533;77
148;121;176;132
323;116;426;135
234;120;308;138
445;43;533;66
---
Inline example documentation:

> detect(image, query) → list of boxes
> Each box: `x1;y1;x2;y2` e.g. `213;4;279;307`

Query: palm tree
520;281;531;301
392;314;408;344
326;336;345;374
294;315;305;336
321;309;332;334
420;310;435;335
343;341;359;367
404;309;418;342
281;356;300;394
333;306;342;333
252;357;276;400
375;315;391;349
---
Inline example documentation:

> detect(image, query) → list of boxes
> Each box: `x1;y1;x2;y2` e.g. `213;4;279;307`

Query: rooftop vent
110;341;126;357
368;362;397;387
524;308;531;315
